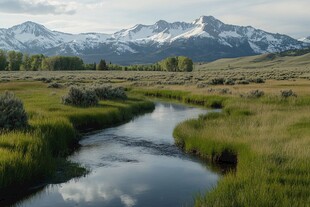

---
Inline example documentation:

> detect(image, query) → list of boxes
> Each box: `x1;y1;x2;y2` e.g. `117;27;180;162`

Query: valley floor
0;67;309;206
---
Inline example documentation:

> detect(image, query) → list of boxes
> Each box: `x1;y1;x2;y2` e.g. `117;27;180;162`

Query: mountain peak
6;21;57;44
155;20;169;26
193;16;223;26
13;21;46;29
21;21;42;26
298;36;310;43
9;21;50;35
153;20;170;32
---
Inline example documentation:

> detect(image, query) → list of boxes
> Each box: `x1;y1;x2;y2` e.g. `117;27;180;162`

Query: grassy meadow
172;92;310;206
0;52;309;206
195;53;310;71
0;81;154;190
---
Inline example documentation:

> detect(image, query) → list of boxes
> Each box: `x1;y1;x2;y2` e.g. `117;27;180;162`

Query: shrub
93;85;127;100
196;82;207;88
34;77;52;83
237;80;250;85
92;85;112;100
241;90;265;98
0;92;28;130
62;86;98;107
218;88;231;94
280;90;297;98
48;82;63;88
251;78;265;83
108;87;127;100
62;85;127;107
224;79;235;85
209;78;225;85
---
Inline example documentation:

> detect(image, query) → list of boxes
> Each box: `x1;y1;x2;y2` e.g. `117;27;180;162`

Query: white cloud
120;195;137;207
0;0;77;15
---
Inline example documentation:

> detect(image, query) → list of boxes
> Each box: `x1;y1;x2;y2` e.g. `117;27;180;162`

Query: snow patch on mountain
113;21;195;43
220;31;242;38
248;42;264;53
114;42;137;54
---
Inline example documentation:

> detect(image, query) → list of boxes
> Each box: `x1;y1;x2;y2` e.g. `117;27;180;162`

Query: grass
195;53;310;71
133;88;228;108
170;92;310;206
0;54;310;206
0;81;154;191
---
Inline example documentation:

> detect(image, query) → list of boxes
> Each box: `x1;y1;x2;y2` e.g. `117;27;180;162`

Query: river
15;102;220;207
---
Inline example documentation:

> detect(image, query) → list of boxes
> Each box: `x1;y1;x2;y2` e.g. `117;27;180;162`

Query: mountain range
0;16;308;64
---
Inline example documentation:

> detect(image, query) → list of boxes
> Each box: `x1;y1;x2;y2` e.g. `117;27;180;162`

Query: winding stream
15;102;220;207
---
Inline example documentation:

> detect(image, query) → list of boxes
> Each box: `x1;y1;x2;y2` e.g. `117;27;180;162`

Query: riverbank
137;88;310;207
133;88;228;109
0;81;154;198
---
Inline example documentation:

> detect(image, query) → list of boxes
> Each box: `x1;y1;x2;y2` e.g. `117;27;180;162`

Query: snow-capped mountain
113;20;194;43
0;16;306;64
299;36;310;44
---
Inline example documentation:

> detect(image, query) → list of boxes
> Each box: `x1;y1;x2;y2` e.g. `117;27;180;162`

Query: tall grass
172;93;310;206
0;82;154;190
133;88;228;108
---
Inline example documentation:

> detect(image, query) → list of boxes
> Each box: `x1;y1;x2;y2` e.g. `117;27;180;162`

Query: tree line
94;56;193;72
0;50;84;71
0;49;193;72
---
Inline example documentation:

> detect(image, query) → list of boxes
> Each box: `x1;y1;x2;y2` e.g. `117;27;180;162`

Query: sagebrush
0;91;28;130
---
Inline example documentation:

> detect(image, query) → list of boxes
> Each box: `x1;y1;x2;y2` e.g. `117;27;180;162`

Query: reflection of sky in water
17;102;220;207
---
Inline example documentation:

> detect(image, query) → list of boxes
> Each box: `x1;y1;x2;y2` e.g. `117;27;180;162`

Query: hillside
196;52;310;71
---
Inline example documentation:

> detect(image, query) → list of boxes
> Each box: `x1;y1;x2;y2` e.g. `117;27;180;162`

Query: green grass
171;92;310;207
195;53;310;71
0;81;154;190
133;88;228;108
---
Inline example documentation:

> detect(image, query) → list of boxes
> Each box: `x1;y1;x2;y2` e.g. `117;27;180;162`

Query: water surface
15;102;220;207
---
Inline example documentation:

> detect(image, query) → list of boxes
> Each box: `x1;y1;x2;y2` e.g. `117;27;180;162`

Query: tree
178;56;193;72
21;54;32;71
160;57;178;71
97;59;108;70
0;50;7;71
42;56;55;71
159;56;193;72
93;62;97;70
7;51;23;71
42;56;84;71
31;54;45;71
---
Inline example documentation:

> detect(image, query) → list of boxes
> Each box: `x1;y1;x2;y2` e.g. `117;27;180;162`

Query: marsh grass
172;92;310;206
0;81;154;190
133;89;228;108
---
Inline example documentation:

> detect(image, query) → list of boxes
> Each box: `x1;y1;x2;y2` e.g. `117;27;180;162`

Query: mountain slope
196;52;310;71
299;36;310;43
0;16;306;64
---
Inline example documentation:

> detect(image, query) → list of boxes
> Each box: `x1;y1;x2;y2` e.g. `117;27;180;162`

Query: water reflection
15;102;220;207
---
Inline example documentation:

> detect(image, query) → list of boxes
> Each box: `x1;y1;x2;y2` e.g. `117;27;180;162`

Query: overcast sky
0;0;308;38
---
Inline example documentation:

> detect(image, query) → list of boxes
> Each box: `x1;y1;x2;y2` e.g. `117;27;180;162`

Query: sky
0;0;309;38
